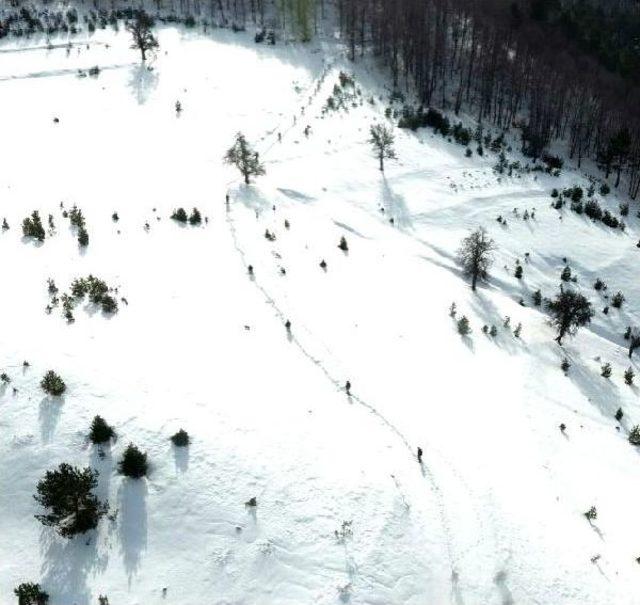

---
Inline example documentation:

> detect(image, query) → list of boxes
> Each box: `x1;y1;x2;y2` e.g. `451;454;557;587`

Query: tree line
336;0;640;198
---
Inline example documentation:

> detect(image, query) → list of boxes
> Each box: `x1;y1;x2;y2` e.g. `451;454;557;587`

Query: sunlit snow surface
1;25;639;605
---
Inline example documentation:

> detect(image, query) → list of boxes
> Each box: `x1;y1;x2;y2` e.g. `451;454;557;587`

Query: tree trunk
471;272;477;291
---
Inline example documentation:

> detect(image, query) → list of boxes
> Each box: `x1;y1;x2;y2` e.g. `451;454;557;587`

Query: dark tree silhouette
547;288;594;345
224;133;265;184
369;123;396;171
14;583;49;605
34;463;107;537
457;227;495;291
127;11;159;62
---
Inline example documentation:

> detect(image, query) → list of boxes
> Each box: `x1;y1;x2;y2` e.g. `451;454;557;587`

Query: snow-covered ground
1;23;640;605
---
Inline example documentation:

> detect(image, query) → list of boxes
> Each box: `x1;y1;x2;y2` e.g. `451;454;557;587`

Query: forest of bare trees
334;0;640;198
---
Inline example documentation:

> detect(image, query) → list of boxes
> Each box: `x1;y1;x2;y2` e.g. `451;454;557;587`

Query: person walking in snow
417;447;423;464
345;380;351;395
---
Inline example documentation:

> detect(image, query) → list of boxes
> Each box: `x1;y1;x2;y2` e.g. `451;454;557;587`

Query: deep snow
1;22;640;605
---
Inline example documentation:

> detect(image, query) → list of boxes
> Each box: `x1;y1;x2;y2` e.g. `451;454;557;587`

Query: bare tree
369;123;396;171
127;11;159;62
224;132;265;184
457;227;495;291
546;288;594;345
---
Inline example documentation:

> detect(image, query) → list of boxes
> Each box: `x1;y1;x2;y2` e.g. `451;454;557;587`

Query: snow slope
1;23;640;605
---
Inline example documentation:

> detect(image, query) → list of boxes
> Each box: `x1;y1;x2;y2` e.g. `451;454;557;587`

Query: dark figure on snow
345;381;351;395
417;447;423;464
285;320;291;330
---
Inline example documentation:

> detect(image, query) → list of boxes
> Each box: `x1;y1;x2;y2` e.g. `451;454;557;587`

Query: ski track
219;58;486;595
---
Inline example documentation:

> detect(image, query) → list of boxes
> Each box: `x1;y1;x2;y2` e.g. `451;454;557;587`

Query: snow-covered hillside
1;23;640;605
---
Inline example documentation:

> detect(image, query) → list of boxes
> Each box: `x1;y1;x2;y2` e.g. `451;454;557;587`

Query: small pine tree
615;408;624;421
612;291;625;309
629;426;640;446
560;265;572;282
532;289;542;306
449;302;457;317
171;208;188;223
40;370;66;396
514;264;523;279
561;358;571;373
171;429;189;447
119;443;148;478
514;322;522;338
584;506;597;521
22;211;46;241
338;236;349;252
101;295;118;314
89;415;115;444
189;208;202;225
14;583;49;605
77;226;89;247
457;316;471;335
625;367;635;385
601;362;612;378
489;325;498;337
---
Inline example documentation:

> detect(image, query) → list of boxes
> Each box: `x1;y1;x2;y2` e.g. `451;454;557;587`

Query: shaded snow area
1;25;640;605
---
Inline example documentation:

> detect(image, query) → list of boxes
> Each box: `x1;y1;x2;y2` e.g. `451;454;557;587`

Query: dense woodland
335;0;640;198
3;0;640;197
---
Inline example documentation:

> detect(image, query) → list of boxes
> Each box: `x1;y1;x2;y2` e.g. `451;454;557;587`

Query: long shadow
40;526;107;605
173;444;189;474
90;445;113;509
39;396;64;443
234;184;272;215
118;479;148;583
494;570;514;605
568;353;621;422
127;64;159;105
380;176;412;230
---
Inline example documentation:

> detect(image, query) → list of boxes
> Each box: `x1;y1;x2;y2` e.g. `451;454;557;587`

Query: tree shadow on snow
39;396;64;443
127;64;159;105
494;570;514;605
90;445;113;507
40;526;107;605
379;177;412;230
233;185;272;215
118;479;148;583
173;444;189;474
566;352;621;422
450;570;465;605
